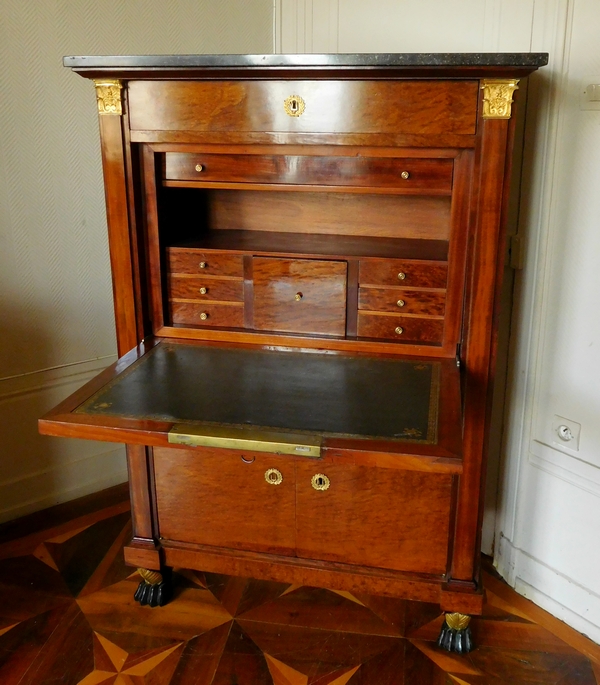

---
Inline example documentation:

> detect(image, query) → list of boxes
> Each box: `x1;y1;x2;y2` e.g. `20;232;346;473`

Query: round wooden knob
199;287;207;295
265;468;283;485
200;312;208;321
311;473;330;491
401;171;410;180
395;326;404;335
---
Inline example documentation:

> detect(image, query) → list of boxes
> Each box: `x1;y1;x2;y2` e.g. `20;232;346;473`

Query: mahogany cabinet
40;53;547;653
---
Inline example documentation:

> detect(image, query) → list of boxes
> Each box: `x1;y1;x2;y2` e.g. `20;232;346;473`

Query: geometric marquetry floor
0;489;599;684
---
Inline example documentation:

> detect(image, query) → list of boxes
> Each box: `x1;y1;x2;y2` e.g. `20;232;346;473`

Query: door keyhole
311;473;330;491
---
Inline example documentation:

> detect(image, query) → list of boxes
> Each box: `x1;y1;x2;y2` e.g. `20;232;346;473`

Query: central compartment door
253;257;347;336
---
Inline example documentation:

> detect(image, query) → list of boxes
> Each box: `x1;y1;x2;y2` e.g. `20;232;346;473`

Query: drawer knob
401;171;410;180
397;272;406;280
199;261;207;269
195;164;204;172
395;326;404;335
284;94;305;117
397;299;405;307
311;473;330;491
294;292;303;301
265;468;283;485
200;312;209;321
199;287;208;295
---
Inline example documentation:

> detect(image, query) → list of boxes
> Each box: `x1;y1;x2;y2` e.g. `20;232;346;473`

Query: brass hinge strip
168;423;322;458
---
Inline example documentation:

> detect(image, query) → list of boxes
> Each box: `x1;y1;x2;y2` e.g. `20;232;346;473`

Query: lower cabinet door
295;460;454;575
154;446;296;556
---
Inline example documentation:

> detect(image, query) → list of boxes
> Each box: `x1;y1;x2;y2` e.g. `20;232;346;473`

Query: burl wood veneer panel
296;461;453;574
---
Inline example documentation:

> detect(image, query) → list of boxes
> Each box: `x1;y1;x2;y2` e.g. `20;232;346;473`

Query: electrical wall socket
580;80;600;110
552;415;581;451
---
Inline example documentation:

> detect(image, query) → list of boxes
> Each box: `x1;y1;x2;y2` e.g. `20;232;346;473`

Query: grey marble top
63;53;549;69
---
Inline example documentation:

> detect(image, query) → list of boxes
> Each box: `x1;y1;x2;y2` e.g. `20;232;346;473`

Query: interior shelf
169;230;449;262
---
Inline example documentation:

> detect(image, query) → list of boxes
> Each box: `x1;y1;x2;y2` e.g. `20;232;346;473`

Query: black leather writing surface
76;343;440;444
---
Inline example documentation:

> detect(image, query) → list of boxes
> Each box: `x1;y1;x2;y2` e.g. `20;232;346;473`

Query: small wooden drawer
253;257;347;337
357;313;444;343
358;287;446;316
168;275;244;302
171;301;244;328
359;258;448;289
167;248;244;277
165;153;453;193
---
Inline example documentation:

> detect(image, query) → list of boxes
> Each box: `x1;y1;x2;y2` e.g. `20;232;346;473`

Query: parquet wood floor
0;486;598;684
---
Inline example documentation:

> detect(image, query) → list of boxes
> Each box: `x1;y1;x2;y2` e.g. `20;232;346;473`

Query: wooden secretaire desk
40;53;547;653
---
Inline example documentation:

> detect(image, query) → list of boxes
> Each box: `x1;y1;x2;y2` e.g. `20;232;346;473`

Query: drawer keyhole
284;94;306;117
311;473;330;491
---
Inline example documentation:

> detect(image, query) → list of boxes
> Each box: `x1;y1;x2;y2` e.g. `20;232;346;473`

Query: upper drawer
359;258;448;289
129;80;478;136
164;153;453;193
167;248;244;277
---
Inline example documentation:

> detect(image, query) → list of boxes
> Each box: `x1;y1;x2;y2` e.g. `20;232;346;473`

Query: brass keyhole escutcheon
199;261;207;269
397;271;406;280
397;299;405;307
195;164;204;172
284;94;305;117
401;170;410;180
265;468;283;485
199;287;208;295
200;312;209;321
395;326;403;335
295;292;303;301
311;473;330;491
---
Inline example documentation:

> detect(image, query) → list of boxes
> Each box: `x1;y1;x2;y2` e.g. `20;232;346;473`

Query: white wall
0;0;273;523
278;0;600;642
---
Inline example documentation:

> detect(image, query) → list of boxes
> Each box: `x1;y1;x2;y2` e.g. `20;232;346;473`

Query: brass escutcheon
395;326;404;335
311;473;330;491
265;468;283;485
195;164;204;172
284;94;305;117
200;312;208;321
397;299;405;307
199;287;207;295
401;171;410;180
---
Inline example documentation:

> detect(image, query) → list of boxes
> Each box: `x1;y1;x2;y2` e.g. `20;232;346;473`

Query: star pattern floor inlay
0;495;598;684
